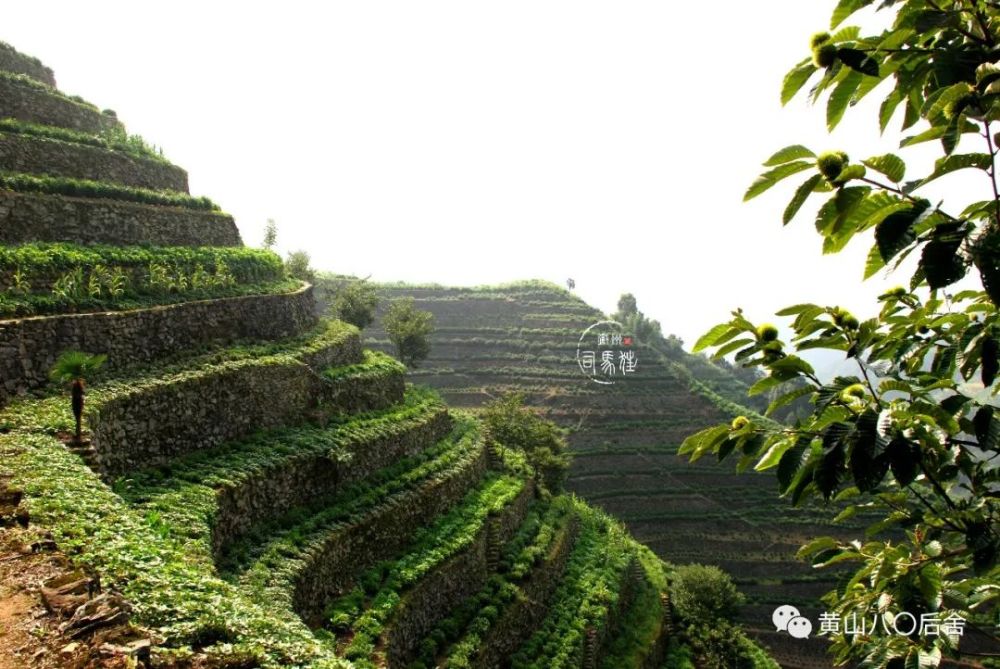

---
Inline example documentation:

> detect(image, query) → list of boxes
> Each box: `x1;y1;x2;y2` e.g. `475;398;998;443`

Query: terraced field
0;41;705;669
358;282;865;668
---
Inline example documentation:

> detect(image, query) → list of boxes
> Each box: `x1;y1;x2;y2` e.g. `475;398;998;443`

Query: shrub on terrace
481;392;571;494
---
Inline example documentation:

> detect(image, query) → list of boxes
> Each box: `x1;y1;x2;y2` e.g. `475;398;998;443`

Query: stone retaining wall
293;441;490;626
474;514;582;669
0;77;120;134
0;285;319;407
0;132;189;192
0;190;240;247
385;479;536;667
88;332;363;478
0;44;56;87
211;405;447;559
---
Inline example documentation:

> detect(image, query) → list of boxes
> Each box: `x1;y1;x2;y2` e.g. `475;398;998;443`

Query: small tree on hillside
481;392;571;494
285;250;316;284
49;351;106;444
262;218;277;250
383;297;434;368
333;279;379;330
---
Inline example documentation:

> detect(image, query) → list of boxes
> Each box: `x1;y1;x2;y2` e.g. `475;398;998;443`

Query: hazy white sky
2;2;988;350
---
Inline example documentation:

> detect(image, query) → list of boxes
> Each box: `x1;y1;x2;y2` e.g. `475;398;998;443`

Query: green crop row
0;170;220;210
0;118;170;163
415;497;577;669
230;416;478;582
0;277;301;319
86;319;357;407
598;548;669;669
0;380;350;666
510;500;636;669
322;349;405;383
0;243;282;278
332;475;528;665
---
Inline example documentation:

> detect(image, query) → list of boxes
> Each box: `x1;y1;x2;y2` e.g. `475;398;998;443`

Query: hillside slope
358;280;861;668
0;42;714;669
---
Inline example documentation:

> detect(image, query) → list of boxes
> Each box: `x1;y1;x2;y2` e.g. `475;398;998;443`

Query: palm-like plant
49;351;106;443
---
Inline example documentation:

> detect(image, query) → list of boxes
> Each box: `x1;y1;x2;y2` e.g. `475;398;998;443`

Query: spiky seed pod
810;32;832;48
817;151;846;181
831;307;853;326
841;384;866;400
762;340;785;362
813;43;839;68
757;323;779;341
731;416;750;431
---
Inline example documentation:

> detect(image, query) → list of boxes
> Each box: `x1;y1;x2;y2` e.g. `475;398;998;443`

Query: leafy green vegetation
330;278;380;330
0;243;283;282
682;2;1000;666
384;297;435;368
669;564;744;626
482;392;571;495
509;501;634;669
414;498;576;668
0;171;220;210
285;249;317;283
332;474;527;666
0;118;169;163
0;242;292;317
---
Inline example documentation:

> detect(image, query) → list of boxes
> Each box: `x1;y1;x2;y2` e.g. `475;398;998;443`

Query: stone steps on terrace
509;509;639;669
431;501;582;669
0;283;318;407
0;130;189;192
328;471;536;668
0;190;240;247
0;74;121;134
233;418;488;625
84;321;364;478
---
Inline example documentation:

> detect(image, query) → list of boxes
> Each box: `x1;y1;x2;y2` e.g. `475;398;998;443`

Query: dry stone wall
473;515;582;669
0;190;240;247
0;44;56;86
293;441;490;626
88;333;363;478
0;77;120;134
385;480;536;667
0;133;189;192
0;285;318;407
209;395;443;559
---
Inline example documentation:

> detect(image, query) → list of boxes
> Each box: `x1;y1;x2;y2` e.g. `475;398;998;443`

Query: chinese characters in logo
577;321;638;385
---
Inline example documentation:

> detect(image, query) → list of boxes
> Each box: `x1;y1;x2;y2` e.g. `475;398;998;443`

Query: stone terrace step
0;190;240;247
0;74;120;134
382;475;535;668
0;43;56;87
434;503;582;669
86;321;363;478
234;418;488;625
0;283;318;407
123;385;446;562
0;130;189;192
